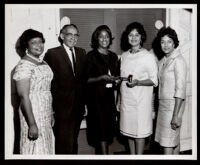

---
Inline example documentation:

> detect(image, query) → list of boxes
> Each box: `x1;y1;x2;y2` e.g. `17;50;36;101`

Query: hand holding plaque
112;75;133;86
125;75;139;88
119;75;133;83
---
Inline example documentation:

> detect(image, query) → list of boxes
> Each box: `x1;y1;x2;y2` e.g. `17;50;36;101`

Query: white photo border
5;3;197;160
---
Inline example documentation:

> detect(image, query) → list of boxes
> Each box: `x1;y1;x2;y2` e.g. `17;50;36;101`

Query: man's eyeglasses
62;32;80;38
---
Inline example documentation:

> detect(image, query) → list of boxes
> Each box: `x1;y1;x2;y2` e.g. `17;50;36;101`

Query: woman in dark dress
86;25;120;154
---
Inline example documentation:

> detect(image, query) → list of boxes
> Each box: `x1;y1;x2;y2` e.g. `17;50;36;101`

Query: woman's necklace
26;52;42;63
130;46;142;54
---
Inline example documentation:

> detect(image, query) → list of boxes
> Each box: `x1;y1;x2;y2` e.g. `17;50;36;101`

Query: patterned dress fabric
13;59;54;155
120;49;158;138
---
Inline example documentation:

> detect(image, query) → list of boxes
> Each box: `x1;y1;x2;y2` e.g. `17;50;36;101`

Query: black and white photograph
4;2;197;160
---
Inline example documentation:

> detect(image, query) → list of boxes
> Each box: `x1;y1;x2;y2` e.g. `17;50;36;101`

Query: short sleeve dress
120;49;158;138
85;50;120;147
13;59;55;154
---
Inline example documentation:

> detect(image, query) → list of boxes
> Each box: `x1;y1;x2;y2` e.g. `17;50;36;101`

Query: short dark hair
156;26;179;48
58;24;79;44
91;25;114;50
120;22;147;51
16;29;45;57
152;26;179;60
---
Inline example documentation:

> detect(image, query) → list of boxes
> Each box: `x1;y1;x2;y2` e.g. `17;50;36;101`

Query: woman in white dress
119;22;158;154
13;29;55;154
154;27;187;154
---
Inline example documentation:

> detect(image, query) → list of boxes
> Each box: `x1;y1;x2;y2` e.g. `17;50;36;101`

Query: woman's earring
140;40;142;46
25;49;28;55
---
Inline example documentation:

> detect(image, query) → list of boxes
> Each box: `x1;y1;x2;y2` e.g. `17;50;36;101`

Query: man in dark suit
44;24;87;154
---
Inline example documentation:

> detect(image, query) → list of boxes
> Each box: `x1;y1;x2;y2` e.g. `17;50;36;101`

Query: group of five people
12;21;187;155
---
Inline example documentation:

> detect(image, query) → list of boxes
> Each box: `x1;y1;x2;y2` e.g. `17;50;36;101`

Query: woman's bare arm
16;79;38;140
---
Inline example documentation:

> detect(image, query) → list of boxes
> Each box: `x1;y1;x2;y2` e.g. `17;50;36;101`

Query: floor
78;129;127;155
13;117;192;155
77;129;192;155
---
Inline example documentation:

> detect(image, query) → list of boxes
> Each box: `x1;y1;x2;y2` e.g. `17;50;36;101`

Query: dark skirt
86;86;117;147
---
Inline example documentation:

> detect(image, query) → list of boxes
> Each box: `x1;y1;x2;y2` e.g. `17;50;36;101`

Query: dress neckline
21;58;47;66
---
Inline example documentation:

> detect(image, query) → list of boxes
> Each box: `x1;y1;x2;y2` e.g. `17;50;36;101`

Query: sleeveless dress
13;59;55;154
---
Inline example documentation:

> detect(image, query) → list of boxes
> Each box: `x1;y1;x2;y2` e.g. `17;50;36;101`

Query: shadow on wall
10;37;24;154
11;67;20;154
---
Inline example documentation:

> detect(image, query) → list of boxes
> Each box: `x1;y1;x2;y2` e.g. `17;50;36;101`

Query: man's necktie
69;48;76;75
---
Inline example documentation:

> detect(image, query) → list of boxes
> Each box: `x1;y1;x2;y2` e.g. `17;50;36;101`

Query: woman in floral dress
13;29;54;154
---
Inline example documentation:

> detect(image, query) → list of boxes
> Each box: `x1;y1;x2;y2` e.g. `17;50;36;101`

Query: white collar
62;44;76;63
63;44;75;53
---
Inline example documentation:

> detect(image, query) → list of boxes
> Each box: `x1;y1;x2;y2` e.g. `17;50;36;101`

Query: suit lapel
163;58;174;70
158;57;165;81
161;49;180;70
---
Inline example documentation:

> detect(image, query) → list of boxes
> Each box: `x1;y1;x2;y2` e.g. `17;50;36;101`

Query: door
166;8;195;152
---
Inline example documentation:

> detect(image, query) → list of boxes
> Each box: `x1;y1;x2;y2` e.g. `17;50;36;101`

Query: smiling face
98;30;110;49
128;29;141;47
60;25;79;48
160;35;175;55
27;37;44;57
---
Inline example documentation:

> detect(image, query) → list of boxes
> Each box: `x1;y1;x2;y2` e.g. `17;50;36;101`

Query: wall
5;5;60;157
60;9;166;54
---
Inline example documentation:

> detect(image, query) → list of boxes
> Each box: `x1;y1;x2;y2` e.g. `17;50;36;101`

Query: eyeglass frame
62;32;80;39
